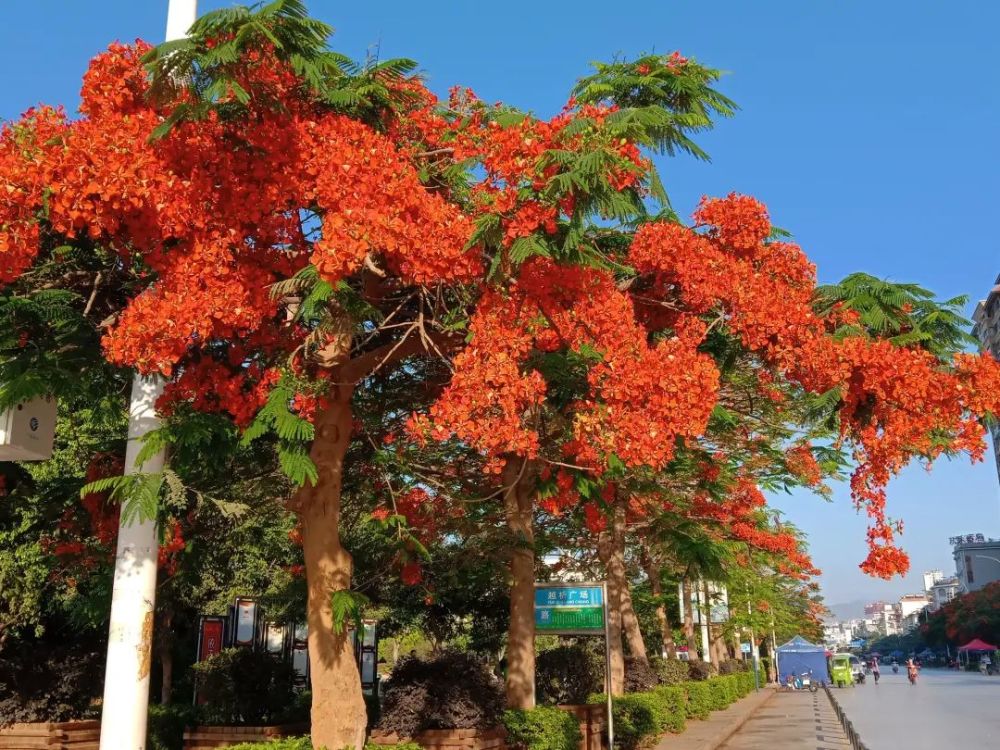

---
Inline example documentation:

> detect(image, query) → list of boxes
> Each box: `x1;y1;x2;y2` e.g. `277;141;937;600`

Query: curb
823;685;869;750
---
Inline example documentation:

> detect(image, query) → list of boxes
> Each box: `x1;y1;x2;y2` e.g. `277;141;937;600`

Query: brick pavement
717;689;851;750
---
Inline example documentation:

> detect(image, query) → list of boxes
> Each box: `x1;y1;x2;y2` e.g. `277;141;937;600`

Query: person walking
871;656;880;684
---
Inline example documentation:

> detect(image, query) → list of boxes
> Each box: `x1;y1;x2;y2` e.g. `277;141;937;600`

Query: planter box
558;705;606;750
182;723;309;749
0;720;100;750
370;727;507;750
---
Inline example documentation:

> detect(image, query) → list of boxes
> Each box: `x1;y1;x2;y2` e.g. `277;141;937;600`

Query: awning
958;638;997;652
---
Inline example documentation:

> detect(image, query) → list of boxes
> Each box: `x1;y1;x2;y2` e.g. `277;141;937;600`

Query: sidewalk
716;689;851;750
653;686;775;750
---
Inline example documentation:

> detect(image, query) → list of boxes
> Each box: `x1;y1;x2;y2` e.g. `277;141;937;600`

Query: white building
928;577;960;611
951;533;1000;594
898;594;929;620
922;570;944;593
973;276;1000;482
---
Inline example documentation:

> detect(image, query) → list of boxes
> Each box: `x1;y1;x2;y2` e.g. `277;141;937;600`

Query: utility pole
98;6;197;748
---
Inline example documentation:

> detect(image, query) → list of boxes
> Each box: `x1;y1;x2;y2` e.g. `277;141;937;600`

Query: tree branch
338;328;464;384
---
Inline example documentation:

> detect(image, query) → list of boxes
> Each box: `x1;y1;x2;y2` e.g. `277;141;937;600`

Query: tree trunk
641;550;676;659
599;504;627;695
503;457;538;709
293;385;367;750
155;608;174;705
619;559;648;666
681;578;697;654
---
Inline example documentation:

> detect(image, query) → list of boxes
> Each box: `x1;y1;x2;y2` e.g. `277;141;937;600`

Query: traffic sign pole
603;582;614;750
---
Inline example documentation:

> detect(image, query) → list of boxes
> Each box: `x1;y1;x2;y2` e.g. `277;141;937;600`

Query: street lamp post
745;585;760;692
98;6;197;749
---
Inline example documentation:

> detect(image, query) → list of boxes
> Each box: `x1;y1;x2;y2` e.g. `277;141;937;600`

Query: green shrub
706;678;732;711
650;657;689;686
610;694;660;750
223;739;312;750
758;657;771;682
147;703;197;750
502;707;582;750
588;693;659;750
683;681;712;720
536;645;604;705
650;686;686;734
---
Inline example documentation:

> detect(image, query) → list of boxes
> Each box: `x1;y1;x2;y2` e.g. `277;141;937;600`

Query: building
864;601;900;636
863;601;888;617
951;533;1000;594
922;570;944;593
972;275;1000;482
898;594;929;620
823;620;855;649
928;577;960;611
895;594;929;632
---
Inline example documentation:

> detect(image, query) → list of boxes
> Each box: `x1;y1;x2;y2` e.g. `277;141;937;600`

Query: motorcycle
908;669;918;685
784;671;818;692
892;664;899;674
799;671;818;693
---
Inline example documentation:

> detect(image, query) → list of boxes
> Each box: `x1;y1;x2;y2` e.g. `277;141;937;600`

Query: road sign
534;582;612;750
740;642;752;654
534;583;605;634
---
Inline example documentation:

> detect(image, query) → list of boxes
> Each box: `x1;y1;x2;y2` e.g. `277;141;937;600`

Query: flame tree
3;1;1000;745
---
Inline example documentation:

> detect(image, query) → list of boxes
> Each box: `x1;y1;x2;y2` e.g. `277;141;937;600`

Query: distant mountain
827;599;869;621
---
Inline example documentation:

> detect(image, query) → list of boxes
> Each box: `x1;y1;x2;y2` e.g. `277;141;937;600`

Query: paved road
719;691;849;750
835;668;1000;749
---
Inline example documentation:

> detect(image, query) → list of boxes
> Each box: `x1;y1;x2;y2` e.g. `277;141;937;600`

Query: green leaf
330;590;370;635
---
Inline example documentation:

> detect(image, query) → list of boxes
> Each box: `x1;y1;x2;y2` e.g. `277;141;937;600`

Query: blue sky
2;1;998;607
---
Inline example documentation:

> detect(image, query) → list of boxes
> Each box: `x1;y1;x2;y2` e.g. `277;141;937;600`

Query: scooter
908;669;918;685
798;671;819;693
892;663;899;674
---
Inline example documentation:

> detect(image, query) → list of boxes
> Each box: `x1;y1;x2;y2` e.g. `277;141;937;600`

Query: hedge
602;693;660;750
503;706;582;750
650;686;686;734
221;739;312;750
707;677;732;711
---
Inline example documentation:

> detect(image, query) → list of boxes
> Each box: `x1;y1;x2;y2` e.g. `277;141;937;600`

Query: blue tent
776;636;828;684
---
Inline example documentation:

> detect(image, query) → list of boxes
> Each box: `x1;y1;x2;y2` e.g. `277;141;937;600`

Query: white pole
98;6;197;749
98;376;167;750
165;0;198;42
698;581;711;663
